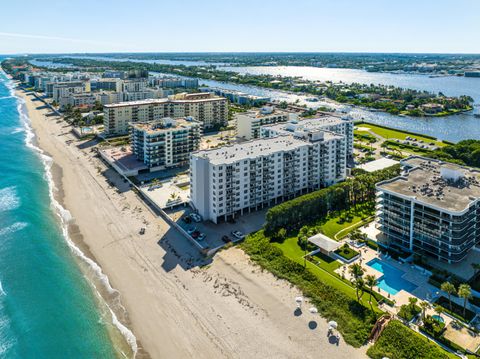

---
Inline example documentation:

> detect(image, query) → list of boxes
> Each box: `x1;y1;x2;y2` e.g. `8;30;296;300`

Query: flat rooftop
358;157;399;172
263;116;348;133
241;109;289;119
377;156;480;213
104;95;225;108
192;135;307;165
131;117;199;134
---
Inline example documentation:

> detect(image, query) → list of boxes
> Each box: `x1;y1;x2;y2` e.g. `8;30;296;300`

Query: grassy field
358;123;447;147
272;235;379;308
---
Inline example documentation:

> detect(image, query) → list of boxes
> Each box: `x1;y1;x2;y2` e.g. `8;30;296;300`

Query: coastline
16;86;368;359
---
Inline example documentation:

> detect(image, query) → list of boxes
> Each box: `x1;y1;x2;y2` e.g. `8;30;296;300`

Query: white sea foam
0;186;19;213
9;77;138;357
0;280;5;296
0;95;13;100
10;127;24;134
0;222;28;237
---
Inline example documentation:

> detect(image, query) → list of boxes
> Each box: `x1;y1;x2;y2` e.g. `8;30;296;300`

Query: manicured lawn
334;244;360;261
361;123;446;147
319;204;374;239
312;251;342;272
273;236;377;309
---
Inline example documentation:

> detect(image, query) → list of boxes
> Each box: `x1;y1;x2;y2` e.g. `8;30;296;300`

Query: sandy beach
18;87;367;359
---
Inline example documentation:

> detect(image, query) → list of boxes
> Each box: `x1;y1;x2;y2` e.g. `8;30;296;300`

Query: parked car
191;230;200;239
231;230;245;240
182;215;192;224
190;213;202;223
221;235;231;243
187;227;196;235
197;233;206;241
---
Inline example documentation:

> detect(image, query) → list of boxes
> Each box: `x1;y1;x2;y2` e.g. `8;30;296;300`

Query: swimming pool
367;258;418;295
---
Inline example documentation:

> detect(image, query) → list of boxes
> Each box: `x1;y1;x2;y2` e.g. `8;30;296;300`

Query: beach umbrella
328;320;338;329
309;307;318;314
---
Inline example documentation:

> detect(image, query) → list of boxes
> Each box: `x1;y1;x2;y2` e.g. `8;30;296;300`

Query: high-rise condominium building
190;130;346;223
131;117;201;170
376;156;480;263
103;92;228;136
261;116;354;159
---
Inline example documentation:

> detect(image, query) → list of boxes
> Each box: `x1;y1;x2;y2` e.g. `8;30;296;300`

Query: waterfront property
131;117;201;170
236;106;292;140
376;156;480;266
366;258;418;295
103;92;228;136
260;115;354;159
190;130;347;224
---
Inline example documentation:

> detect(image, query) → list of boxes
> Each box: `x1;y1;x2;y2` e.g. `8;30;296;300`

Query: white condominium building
236;107;292;140
261;116;354;158
191;131;346;223
103;92;228;136
131;117;201;170
52;81;91;102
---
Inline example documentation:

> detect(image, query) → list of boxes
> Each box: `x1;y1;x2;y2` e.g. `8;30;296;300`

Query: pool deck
336;245;443;307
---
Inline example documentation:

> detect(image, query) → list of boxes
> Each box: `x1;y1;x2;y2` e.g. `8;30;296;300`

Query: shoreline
15;86;141;358
16;85;368;359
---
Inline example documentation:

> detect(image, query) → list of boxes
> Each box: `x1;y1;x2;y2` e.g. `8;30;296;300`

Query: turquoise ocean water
0;65;123;358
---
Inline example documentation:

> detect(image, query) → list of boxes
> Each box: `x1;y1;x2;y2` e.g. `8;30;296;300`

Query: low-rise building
52;81;91;102
201;87;270;106
103;92;228;136
190;130;347;223
59;93;96;108
376;156;480;263
131;117;201;170
236;107;292;140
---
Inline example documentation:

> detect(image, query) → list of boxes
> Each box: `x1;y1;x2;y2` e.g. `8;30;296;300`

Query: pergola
308;233;342;256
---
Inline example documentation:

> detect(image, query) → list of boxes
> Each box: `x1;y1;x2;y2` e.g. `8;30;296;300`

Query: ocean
0;66;124;357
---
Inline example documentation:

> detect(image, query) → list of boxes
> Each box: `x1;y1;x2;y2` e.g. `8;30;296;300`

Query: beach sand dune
19;89;366;359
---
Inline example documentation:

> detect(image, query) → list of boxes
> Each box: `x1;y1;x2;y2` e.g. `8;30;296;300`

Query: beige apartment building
103;92;228;136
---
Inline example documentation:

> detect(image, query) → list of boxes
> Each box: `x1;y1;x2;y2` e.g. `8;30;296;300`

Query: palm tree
349;263;364;301
408;296;418;310
365;274;377;308
434;305;443;318
458;284;472;319
419;301;429;321
440;281;456;311
355;277;365;302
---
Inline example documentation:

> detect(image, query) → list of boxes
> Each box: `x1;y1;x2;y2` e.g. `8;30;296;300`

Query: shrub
242;231;376;347
367;320;453;359
398;304;421;322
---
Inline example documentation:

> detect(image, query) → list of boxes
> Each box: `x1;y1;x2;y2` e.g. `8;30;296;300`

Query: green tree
440;281;456;311
419;301;429;321
408;296;418;310
365;274;377;310
349;263;364;301
458;284;472;319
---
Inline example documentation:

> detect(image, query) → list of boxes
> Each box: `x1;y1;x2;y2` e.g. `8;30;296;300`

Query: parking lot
166;207;267;251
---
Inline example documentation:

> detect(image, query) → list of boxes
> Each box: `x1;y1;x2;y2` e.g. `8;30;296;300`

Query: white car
197;233;206;241
190;213;202;223
231;230;245;240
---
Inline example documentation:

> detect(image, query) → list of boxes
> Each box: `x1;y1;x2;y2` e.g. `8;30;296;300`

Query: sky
1;0;479;54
